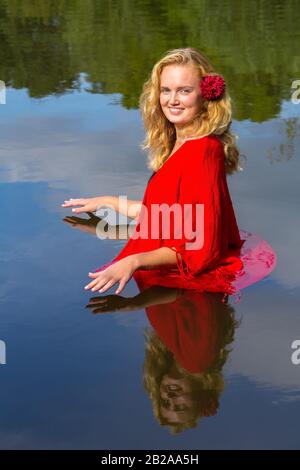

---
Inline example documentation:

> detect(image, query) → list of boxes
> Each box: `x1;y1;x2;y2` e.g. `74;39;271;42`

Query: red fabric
131;229;277;299
133;230;277;374
95;135;245;295
141;287;225;374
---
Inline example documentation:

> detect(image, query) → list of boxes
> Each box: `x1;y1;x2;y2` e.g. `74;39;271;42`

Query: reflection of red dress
95;136;276;294
143;289;225;374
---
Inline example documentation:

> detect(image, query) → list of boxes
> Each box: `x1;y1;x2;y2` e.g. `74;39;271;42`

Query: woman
62;47;245;295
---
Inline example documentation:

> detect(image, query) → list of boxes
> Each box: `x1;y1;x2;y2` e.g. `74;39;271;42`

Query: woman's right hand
61;197;105;214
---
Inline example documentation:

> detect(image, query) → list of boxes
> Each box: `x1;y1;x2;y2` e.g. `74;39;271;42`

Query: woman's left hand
84;255;139;295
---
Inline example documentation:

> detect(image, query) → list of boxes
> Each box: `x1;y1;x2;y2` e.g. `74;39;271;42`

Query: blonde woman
62;47;244;295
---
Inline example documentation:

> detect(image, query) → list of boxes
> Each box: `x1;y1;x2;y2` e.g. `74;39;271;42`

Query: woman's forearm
101;196;142;220
133;285;180;308
134;247;177;270
96;221;136;240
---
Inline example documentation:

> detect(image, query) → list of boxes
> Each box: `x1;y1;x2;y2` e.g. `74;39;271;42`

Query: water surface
0;0;300;449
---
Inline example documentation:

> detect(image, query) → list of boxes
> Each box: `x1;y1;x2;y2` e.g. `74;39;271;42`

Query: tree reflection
0;0;298;120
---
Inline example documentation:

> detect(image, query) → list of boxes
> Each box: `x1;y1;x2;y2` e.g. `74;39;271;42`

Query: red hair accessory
200;74;226;101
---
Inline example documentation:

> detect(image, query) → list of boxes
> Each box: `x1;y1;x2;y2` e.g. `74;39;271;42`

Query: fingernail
72;209;76;212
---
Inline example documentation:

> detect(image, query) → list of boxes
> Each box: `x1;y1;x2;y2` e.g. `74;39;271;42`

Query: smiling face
159;64;203;129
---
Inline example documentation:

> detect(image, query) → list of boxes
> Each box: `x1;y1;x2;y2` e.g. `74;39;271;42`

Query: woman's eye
160;89;190;94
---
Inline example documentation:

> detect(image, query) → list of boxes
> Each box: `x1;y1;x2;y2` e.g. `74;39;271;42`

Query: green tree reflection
0;0;299;120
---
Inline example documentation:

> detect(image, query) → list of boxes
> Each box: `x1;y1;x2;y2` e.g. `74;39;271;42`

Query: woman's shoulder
188;134;223;151
186;135;224;163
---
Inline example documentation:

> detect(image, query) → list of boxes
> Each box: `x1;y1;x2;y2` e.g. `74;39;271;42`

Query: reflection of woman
62;47;245;296
87;281;237;434
141;286;237;434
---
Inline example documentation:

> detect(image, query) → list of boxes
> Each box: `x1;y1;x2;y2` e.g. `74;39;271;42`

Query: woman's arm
105;196;142;220
134;247;177;269
62;195;142;220
86;285;181;314
63;213;136;240
85;247;177;294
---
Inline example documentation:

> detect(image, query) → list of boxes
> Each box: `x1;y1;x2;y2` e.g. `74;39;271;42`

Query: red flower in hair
200;74;226;101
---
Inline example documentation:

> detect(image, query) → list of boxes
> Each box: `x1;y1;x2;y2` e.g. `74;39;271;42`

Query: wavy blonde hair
139;47;240;174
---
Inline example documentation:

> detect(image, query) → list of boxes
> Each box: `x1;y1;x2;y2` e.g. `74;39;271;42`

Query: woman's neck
175;124;202;143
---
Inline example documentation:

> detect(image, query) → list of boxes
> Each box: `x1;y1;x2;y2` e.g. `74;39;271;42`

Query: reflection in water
267;117;300;163
0;0;299;119
143;290;237;434
0;0;298;450
63;212;135;240
87;284;237;434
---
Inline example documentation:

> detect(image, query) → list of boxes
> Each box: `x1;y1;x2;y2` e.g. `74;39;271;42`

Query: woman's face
159;373;198;424
159;64;203;128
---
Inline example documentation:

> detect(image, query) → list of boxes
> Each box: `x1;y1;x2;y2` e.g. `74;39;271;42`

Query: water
0;0;300;449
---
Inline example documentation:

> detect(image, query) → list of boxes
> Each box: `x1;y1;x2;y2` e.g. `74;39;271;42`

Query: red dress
95;135;248;295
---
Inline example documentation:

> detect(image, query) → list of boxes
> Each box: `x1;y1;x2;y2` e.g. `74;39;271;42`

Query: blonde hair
139;47;240;174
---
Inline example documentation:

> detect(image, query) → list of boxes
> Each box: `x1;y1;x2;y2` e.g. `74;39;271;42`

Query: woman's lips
168;107;185;115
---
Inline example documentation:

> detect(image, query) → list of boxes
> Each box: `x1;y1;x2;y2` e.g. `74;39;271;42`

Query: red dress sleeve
162;138;233;280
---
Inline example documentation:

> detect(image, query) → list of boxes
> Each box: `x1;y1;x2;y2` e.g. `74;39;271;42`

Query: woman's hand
84;255;139;295
61;197;105;214
63;212;103;235
86;295;135;314
85;285;182;314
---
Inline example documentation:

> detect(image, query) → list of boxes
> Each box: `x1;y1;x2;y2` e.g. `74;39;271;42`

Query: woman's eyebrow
160;85;194;90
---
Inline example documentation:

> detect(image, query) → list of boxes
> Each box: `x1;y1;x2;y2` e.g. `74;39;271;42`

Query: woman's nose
169;92;180;105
